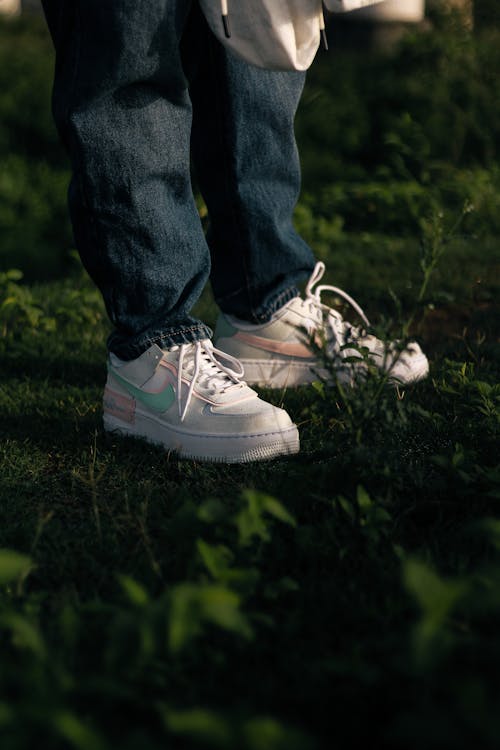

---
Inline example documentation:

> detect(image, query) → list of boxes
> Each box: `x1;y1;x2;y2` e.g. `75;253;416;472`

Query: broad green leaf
198;585;252;638
372;507;392;524
53;711;106;750
478;518;500;550
197;540;260;592
236;497;271;547
475;381;492;396
4;269;23;282
236;491;296;547
168;583;203;653
163;707;233;747
311;380;325;399
404;558;465;619
243;716;314;750
117;574;150;607
0;549;32;585
403;558;466;662
0;613;45;656
356;485;372;511
337;495;355;520
0;703;13;727
197;540;233;580
260;495;296;528
197;498;226;524
169;583;252;653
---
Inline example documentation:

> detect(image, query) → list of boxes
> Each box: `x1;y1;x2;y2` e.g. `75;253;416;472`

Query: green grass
1;9;500;750
1;235;499;749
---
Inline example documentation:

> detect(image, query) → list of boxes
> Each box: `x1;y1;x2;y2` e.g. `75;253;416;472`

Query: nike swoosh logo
232;332;314;359
108;367;176;413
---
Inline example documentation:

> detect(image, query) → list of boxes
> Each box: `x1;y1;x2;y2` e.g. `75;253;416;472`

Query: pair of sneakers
103;263;429;463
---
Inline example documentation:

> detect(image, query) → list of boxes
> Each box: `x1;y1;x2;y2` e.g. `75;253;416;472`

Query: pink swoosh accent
103;387;135;423
233;331;313;359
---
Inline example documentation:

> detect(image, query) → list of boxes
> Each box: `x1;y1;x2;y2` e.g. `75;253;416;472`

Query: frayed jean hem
107;322;212;361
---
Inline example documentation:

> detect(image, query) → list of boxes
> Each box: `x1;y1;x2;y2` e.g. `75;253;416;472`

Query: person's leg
41;0;300;462
42;0;211;360
184;13;428;389
188;9;316;324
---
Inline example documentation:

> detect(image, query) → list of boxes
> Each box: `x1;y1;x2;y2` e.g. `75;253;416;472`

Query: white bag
325;0;386;12
198;0;385;71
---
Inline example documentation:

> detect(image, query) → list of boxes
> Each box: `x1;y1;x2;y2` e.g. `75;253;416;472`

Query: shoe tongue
200;354;231;385
276;296;303;316
182;343;242;392
279;295;322;327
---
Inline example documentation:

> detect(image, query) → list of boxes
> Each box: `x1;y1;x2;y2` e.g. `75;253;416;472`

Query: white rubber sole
103;409;300;463
240;355;429;389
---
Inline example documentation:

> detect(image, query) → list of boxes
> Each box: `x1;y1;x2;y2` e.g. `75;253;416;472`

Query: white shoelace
295;261;371;347
305;261;370;327
171;340;245;422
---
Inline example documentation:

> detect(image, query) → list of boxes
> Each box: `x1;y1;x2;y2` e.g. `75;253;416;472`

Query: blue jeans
42;0;316;360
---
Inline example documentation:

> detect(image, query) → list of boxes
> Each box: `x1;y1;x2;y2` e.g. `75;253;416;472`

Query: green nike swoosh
108;367;176;413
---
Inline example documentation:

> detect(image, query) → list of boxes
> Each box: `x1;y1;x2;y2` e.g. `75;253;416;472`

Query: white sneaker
215;262;429;388
103;339;299;463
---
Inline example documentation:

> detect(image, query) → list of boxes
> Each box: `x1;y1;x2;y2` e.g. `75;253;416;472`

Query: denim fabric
42;0;316;360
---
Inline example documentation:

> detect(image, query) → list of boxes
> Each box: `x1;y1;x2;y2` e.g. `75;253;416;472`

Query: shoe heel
103;386;136;424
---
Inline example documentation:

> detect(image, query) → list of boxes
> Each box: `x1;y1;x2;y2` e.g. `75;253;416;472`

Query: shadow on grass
0;341;105;387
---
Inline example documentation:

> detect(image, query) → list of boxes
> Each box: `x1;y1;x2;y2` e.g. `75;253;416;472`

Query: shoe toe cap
390;342;429;383
205;396;295;434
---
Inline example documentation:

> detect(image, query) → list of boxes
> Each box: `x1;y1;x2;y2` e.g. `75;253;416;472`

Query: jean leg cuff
108;322;213;361
251;285;301;323
218;284;300;324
